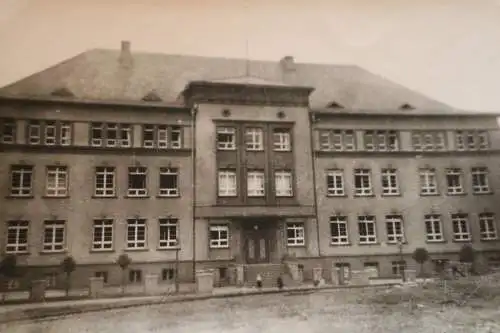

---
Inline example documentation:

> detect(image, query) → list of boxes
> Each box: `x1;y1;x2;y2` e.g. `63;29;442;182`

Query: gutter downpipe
191;103;198;282
309;110;322;258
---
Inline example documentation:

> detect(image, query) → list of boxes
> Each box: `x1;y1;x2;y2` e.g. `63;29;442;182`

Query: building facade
1;41;500;288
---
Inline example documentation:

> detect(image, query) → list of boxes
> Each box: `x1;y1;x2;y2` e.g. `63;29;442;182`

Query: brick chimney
280;55;296;84
280;56;296;71
119;40;133;68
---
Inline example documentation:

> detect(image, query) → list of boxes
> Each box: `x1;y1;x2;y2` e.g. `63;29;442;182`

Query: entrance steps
243;264;300;288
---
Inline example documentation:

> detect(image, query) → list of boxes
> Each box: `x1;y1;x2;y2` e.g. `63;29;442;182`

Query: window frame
45;166;68;197
385;215;405;244
471;167;490;194
247;170;265;197
92;219;114;251
0;118;16;144
358;215;377;244
451;213;471;242
10;165;33;197
329;216;349;245
158;218;179;249
479;213;497;241
326;169;345;196
424;214;444;242
286;223;305;247
158;167;179;197
381;168;399;196
5;220;29;254
42;220;66;253
274;170;293;197
446;168;464;195
94;166;116;197
272;128;291;152
218;169;237;197
216;127;236;150
354;169;373;196
209;224;230;249
127;166;148;197
126;218;147;249
244;127;264;151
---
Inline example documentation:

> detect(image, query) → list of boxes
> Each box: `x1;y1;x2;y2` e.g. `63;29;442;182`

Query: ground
1;283;500;333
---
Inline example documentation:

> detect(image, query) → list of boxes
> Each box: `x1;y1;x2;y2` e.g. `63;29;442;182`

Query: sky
0;0;500;111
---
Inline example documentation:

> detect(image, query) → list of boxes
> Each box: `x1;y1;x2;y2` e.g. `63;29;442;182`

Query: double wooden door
244;226;270;264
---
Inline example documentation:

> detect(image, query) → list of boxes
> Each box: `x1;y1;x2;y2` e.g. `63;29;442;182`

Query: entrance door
245;228;270;264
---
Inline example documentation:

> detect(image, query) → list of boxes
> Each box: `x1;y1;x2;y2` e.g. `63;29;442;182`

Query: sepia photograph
0;0;500;331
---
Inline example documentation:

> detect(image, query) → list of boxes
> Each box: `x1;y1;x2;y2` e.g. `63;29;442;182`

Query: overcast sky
1;0;500;111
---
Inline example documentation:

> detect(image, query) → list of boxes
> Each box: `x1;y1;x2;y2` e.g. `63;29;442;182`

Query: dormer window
142;90;162;102
327;101;344;109
399;103;415;110
51;87;74;98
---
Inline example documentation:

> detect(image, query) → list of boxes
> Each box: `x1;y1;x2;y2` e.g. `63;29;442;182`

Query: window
358;215;377;244
471;167;490;194
60;122;72;146
90;122;131;147
326;170;345;196
451;213;470;241
247;171;265;197
479;213;497;240
94;271;108;284
92;219;113;251
0;118;16;143
142;124;180;149
218;170;237;197
45;273;58;288
10;165;33;197
24;119;72;145
319;130;355;151
329;216;348;245
209;224;229;248
424;214;443;242
6;221;29;253
159;167;179;197
446;168;464;195
44;121;57;145
157;125;168;148
455;130;489;150
364;130;398;151
273;128;291;151
127;167;148;197
275;170;293;197
412;131;446;151
286;223;305;246
162;268;175;281
385;215;404;243
354;169;372;196
126;218;147;249
170;126;182;149
27;120;41;144
381;169;399;195
43;220;65;252
159;218;178;249
419;168;438;195
217;127;236;150
129;270;142;283
94;167;115;197
45;166;68;197
245;127;263;151
392;261;406;275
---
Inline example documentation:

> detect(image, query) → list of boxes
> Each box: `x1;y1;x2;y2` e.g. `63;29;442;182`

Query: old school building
1;41;500;288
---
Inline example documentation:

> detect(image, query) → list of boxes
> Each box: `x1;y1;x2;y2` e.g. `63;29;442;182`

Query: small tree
117;253;131;295
0;255;18;302
459;244;476;274
60;256;76;297
459;244;475;263
412;247;430;277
